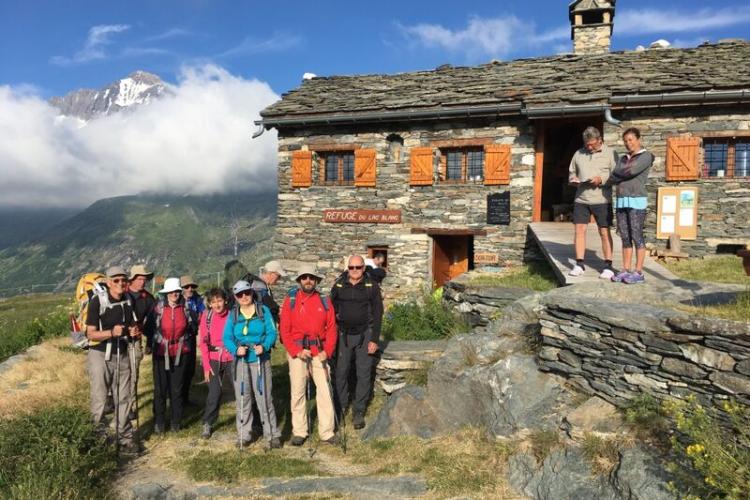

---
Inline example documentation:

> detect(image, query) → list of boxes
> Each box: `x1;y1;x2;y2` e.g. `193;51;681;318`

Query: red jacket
156;302;190;357
280;290;337;358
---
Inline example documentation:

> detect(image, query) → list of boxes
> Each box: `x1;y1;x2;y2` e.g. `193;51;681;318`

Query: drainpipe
610;89;750;106
603;107;622;127
251;121;265;139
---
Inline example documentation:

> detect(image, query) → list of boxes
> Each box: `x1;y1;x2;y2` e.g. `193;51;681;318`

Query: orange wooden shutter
354;149;377;187
484;144;511;185
409;147;433;185
666;137;700;181
291;150;312;187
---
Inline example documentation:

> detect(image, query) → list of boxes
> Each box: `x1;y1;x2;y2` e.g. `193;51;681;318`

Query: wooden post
532;123;545;222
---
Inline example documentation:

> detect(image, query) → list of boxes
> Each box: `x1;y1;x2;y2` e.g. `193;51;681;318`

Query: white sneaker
568;264;585;277
599;268;615;280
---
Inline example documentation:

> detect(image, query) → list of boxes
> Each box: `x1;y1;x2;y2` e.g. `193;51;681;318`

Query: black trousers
153;355;186;428
203;359;231;425
334;332;373;416
181;334;197;402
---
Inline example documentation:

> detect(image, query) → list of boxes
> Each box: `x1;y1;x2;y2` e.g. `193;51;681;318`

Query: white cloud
220;32;303;58
617;6;750;35
0;65;279;209
145;28;191;42
51;24;131;65
397;15;568;60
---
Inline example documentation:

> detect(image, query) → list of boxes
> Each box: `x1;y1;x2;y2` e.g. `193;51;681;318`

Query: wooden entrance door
432;236;469;287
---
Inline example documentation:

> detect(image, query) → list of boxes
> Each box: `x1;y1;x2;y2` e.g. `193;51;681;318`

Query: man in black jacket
330;255;384;430
126;264;156;421
248;260;286;323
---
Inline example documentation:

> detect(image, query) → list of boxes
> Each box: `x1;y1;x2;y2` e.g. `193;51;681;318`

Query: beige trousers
287;354;335;440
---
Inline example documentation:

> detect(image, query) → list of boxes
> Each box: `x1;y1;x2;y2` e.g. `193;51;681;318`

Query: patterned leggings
616;208;647;249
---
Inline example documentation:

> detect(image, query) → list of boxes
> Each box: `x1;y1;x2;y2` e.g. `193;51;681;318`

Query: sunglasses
348;265;364;270
235;290;252;298
111;278;128;284
299;274;317;281
184;285;197;290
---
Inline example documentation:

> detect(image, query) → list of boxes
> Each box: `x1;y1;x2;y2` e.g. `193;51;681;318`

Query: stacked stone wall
537;296;750;409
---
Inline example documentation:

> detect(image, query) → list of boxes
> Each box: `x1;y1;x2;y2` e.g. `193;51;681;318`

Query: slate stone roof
261;41;750;121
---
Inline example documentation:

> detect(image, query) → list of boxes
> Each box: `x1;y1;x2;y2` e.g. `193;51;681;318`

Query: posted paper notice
662;195;677;213
661;215;675;234
679;208;694;226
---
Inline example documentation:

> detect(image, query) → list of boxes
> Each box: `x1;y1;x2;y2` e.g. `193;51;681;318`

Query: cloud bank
0;65;279;209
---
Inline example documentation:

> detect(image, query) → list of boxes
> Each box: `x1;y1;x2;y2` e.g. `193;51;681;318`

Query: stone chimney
569;0;616;55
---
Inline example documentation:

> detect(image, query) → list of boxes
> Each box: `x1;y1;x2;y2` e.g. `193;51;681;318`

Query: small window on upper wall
320;151;355;185
439;147;485;183
703;138;750;178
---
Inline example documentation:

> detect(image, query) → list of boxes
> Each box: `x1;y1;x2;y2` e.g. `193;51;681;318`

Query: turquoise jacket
222;305;276;363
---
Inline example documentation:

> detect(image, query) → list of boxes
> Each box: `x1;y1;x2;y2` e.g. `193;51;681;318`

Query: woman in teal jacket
223;280;281;449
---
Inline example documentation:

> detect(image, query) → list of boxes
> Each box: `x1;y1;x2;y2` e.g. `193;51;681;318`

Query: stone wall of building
537;295;750;409
275;119;536;300
603;107;750;256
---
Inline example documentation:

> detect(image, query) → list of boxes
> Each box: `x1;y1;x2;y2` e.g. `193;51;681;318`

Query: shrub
0;406;116;499
382;290;468;341
663;396;750;499
624;393;670;441
0;304;70;362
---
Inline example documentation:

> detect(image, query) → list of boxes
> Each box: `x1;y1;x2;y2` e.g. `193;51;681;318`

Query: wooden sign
474;253;499;264
323;209;402;224
656;187;698;240
487;192;511;225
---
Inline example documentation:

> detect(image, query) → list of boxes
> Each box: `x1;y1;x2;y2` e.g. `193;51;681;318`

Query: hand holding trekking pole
253;345;264;356
236;345;249;357
112;324;125;337
298;349;311;360
128;324;142;339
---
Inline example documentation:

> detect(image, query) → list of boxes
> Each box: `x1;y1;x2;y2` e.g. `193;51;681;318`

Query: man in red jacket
279;263;338;446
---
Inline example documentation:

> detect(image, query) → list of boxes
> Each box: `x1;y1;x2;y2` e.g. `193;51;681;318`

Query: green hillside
0;192;276;296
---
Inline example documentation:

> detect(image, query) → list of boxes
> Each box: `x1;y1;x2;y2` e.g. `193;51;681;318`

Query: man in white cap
248;260;286;323
85;266;141;453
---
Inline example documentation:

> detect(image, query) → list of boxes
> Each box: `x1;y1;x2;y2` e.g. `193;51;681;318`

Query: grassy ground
0;292;71;362
662;255;749;285
468;261;558;291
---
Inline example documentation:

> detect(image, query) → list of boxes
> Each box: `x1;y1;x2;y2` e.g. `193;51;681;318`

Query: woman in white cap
152;277;194;433
223;280;281;449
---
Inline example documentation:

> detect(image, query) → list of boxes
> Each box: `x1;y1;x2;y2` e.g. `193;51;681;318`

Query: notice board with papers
656;186;698;240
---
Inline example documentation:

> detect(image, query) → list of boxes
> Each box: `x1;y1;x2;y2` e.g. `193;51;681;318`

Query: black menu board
487;192;510;225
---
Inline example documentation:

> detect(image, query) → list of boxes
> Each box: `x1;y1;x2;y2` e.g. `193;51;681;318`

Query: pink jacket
198;308;233;375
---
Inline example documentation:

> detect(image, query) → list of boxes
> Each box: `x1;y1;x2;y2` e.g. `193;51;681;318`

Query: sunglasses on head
111;278;128;284
235;290;252;298
348;265;364;270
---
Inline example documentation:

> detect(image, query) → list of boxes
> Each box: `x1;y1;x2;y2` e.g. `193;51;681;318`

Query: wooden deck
529;222;679;286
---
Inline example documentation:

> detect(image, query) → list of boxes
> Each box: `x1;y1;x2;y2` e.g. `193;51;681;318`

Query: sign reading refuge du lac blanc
323;209;402;224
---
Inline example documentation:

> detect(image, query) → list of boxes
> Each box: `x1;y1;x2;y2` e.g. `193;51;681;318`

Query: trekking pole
115;337;121;456
239;354;245;452
324;362;346;454
128;339;139;431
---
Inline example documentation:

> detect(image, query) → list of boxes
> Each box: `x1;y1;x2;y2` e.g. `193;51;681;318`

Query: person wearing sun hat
279;263;338;446
180;275;204;406
126;264;156;422
151;277;194;433
84;266;140;452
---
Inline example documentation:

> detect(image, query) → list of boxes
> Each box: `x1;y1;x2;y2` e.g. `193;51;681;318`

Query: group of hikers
81;254;387;455
568;126;654;283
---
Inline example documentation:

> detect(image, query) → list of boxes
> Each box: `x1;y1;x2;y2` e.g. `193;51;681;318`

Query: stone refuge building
257;0;750;298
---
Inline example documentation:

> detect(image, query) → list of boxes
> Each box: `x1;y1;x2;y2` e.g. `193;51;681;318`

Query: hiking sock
576;259;585;270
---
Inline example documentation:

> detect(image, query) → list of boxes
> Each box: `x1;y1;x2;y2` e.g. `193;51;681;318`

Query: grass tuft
527;429;563;463
581;433;631;475
382;290;468;341
662;255;749;285
468;261;558;291
182;451;322;482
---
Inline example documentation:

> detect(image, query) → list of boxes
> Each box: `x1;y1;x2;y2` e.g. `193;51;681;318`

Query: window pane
342;154;354;182
704;142;728;177
467;150;484;181
325;155;338;182
446;151;462;180
736;142;750;177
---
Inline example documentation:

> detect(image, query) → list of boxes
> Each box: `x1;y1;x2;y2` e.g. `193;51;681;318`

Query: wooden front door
432;236;470;288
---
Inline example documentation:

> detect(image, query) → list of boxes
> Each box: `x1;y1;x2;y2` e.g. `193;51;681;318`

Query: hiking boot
611;270;631;283
353;412;365;430
269;437;282;449
201;423;212;439
290;435;306;446
322;435;340;445
599;268;615;280
568;264;585;277
623;271;645;284
120;442;142;457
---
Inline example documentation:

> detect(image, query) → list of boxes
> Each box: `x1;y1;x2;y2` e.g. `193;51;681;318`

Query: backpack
71;273;132;350
287;288;330;311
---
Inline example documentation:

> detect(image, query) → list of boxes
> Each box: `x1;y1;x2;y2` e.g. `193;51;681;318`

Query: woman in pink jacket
198;287;234;439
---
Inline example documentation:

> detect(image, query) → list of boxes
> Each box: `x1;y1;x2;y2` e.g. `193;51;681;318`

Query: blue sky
2;0;750;97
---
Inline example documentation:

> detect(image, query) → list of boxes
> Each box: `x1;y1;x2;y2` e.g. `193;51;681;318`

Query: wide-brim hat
295;263;323;282
129;264;154;280
263;260;287;277
106;266;128;278
180;275;197;287
159;277;182;294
